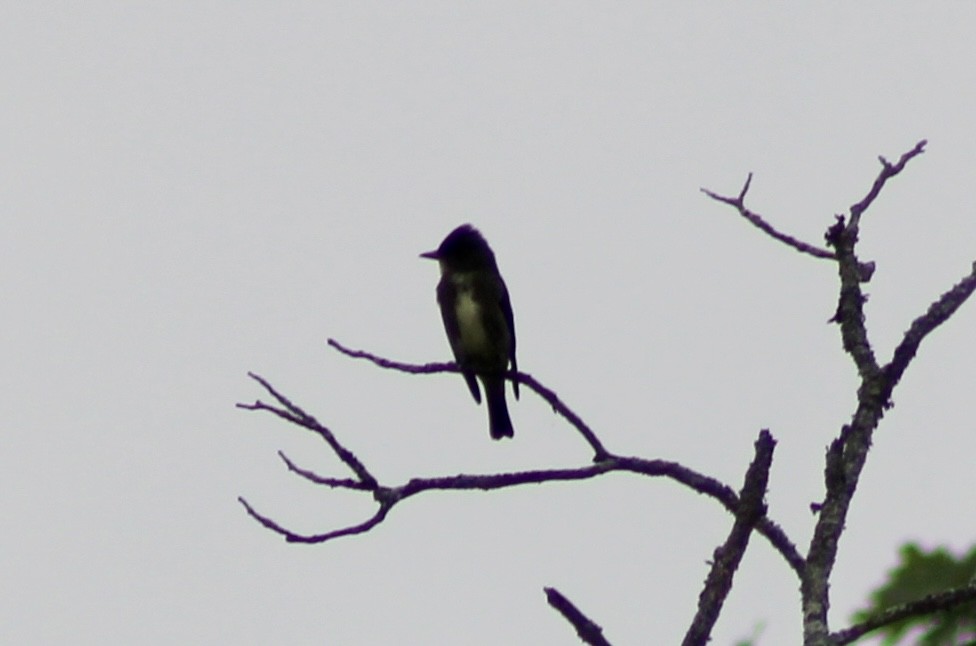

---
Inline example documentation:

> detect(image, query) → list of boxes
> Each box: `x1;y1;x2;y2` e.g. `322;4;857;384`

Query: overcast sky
4;3;975;644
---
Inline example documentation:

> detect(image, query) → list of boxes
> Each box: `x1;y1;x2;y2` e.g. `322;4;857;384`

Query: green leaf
852;543;976;645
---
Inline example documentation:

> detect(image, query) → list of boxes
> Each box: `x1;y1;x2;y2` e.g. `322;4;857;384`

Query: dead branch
237;370;804;576
804;141;936;644
883;262;976;398
848;139;927;228
701;173;836;262
327;338;611;460
545;587;613;646
682;430;775;646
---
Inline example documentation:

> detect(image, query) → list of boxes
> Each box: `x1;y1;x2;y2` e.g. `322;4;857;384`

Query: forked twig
702;173;836;261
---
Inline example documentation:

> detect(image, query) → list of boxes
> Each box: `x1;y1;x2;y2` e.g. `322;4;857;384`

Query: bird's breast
454;288;490;354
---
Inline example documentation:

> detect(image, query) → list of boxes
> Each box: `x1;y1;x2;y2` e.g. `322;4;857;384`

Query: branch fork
238;140;975;645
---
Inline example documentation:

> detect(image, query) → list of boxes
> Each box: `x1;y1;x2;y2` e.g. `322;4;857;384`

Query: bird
421;224;519;439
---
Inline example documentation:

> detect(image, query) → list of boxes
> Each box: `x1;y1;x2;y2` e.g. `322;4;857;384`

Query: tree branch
831;582;976;645
237;372;377;488
235;139;974;646
277;450;373;490
682;430;775;646
327;338;611;460
545;587;613;646
238;372;804;575
848;139;927;229
824;216;879;379
803;141;934;645
702;173;837;262
882;262;976;398
237;495;392;543
706;141;959;646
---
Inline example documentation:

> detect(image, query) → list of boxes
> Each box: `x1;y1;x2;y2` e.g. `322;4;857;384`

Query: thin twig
238;372;377;488
515;372;610;460
238;495;393;544
326;338;454;374
278;451;373;490
327;338;611;460
831;582;976;645
848;139;927;228
545;587;613;646
702;174;836;261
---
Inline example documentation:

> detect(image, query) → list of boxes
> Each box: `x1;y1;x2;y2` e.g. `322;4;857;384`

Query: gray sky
4;3;975;644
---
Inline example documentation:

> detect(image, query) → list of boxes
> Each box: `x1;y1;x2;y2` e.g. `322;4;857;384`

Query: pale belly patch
454;291;490;354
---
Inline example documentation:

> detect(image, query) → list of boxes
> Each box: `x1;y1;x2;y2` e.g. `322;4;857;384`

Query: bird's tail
483;375;514;439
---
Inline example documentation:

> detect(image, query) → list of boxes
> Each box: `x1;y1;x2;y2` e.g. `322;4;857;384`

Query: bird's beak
419;250;440;260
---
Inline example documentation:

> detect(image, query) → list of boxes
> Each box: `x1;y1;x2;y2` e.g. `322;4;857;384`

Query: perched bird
421;224;519;439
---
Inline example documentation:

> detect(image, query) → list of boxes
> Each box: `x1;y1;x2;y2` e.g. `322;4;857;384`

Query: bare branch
682;430;775;646
825;212;880;379
545;587;613;646
327;338;611;460
831;582;976;645
237;372;377;488
278;451;372;490
241;361;804;571
883;262;976;398
702;174;836;262
326;338;455;374
515;372;610;460
236;140;968;646
824;141;929;375
848;139;927;228
239;387;806;576
754;517;805;578
238;495;393;543
823;144;933;378
804;140;936;644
